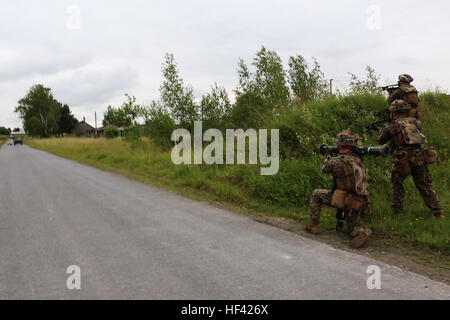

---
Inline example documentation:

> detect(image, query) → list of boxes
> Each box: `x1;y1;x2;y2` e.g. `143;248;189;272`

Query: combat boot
350;228;371;249
432;209;446;220
305;219;320;234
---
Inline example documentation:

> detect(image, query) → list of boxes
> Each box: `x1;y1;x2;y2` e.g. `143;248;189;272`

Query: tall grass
27;92;450;253
0;135;9;144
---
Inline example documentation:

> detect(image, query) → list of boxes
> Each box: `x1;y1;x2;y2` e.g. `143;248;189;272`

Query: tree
232;50;283;129
26;117;41;136
160;53;198;130
348;66;380;94
0;127;10;135
234;58;254;98
58;104;78;136
252;46;290;109
103;105;122;127
14;84;60;137
288;55;328;103
143;101;176;149
200;84;232;130
102;94;142;127
231;92;272;129
232;47;292;128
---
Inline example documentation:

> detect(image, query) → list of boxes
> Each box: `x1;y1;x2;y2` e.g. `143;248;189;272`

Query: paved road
0;143;448;299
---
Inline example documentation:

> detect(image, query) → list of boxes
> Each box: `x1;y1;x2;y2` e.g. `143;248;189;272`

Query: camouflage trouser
392;164;443;213
309;189;371;236
309;189;333;221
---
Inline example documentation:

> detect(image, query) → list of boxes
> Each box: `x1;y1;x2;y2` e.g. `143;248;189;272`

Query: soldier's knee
311;189;325;200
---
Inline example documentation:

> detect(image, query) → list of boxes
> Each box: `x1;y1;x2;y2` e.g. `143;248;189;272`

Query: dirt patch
252;215;450;285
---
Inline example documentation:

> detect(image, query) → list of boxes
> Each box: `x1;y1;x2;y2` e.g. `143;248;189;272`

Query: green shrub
144;106;176;150
123;126;141;149
105;128;119;138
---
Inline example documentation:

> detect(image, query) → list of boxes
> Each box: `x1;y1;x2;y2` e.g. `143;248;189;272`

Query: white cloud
49;62;138;106
0;45;91;82
1;0;449;128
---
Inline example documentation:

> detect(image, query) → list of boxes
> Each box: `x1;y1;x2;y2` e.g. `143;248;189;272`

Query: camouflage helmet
387;99;411;114
335;129;359;147
398;74;414;84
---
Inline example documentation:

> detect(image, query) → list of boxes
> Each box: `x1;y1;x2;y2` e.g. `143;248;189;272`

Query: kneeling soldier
306;130;372;249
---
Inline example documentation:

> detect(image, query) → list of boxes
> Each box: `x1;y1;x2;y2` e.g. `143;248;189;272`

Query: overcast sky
1;0;449;128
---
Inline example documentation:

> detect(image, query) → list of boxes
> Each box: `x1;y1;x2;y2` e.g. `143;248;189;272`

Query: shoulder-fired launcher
319;144;390;157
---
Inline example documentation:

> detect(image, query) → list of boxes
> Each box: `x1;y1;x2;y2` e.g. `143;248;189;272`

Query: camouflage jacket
322;153;369;196
388;84;419;106
378;116;427;152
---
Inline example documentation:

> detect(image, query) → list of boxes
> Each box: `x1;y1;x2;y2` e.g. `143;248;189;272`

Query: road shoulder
25;142;450;286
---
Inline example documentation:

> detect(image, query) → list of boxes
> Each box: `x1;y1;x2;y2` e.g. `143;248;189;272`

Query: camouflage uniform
307;130;372;248
309;154;371;234
388;84;419;106
378;101;444;217
388;74;421;118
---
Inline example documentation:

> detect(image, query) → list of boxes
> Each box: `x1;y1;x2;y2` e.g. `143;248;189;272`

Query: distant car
13;137;23;145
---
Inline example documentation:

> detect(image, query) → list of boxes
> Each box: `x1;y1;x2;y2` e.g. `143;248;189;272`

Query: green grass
26;91;450;254
0;135;9;144
27;135;449;254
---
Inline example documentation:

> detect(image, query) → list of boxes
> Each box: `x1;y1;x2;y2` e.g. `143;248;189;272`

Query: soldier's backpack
332;155;369;212
409;108;423;119
395;118;427;145
402;86;419;107
333;155;369;195
333;157;356;194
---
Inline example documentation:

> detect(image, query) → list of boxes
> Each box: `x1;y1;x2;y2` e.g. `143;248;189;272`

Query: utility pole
95;112;98;137
330;79;333;95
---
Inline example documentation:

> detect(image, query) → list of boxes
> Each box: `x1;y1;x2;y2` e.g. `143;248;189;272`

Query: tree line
0;127;21;136
101;46;346;147
14;84;78;137
14;46;380;140
137;46;378;148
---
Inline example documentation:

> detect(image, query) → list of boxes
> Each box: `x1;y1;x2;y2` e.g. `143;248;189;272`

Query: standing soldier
387;74;421;119
378;100;445;219
305;130;372;249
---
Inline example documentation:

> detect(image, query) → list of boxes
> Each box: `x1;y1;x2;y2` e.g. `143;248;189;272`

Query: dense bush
247;92;449;209
270;93;387;158
123;125;142;149
143;104;176;150
105;128;119;138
